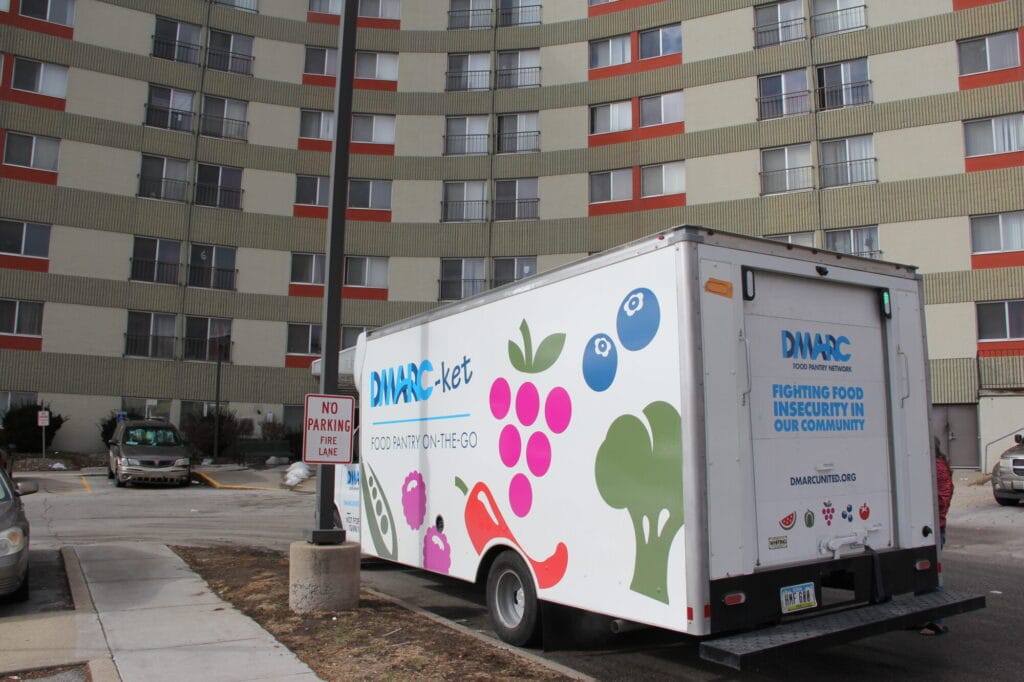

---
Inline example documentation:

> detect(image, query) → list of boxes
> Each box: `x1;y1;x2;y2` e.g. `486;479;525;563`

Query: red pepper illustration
460;479;568;589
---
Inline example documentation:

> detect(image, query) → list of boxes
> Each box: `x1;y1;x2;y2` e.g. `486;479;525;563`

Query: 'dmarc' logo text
369;356;473;408
781;330;851;362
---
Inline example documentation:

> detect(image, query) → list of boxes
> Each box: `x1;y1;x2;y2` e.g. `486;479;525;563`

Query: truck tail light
915;560;931;571
723;592;746;606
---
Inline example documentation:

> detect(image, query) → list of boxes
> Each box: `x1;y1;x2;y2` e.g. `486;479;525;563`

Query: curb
191;471;281;492
60;546;122;681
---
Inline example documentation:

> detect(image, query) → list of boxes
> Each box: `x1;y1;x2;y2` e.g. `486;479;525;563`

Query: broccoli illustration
594;401;683;604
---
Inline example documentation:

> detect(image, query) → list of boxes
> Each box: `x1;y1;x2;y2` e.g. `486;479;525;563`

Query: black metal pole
307;0;358;545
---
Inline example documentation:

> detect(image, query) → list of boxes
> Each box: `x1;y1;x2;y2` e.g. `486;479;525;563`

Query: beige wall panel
869;0;948;27
252;38;304;85
57;142;139;197
870;44;957;104
400;0;448;31
231;319;284;368
685;78;756;133
49;226;132;281
74;0;153;56
241;169;295;216
387;256;440;303
682;9;749;62
538;252;586;272
395;116;444;157
236;248;289;296
392;180;444;223
879;217;970;274
540;174;587;220
65;69;147;125
545;0;587;24
42;303;125;357
539;106;586;151
876;123;963;184
247;102;301;149
979;396;1024;469
260;1;307;21
540;43;588;87
398;52;448;93
923;303;977;360
686;150;760;205
44;391;119;451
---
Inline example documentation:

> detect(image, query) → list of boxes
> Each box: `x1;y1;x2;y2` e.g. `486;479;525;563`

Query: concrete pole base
289;541;360;613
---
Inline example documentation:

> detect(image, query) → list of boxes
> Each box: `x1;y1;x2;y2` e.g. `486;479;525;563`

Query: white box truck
333;226;983;668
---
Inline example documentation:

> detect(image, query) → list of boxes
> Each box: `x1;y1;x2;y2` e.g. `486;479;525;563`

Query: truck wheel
11;569;29;602
486;551;540;646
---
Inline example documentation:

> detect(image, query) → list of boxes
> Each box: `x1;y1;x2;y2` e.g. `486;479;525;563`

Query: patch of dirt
0;663;89;681
173;545;571;682
11;453;107;472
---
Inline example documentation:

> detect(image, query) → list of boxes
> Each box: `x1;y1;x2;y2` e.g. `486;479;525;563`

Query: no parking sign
302;393;355;465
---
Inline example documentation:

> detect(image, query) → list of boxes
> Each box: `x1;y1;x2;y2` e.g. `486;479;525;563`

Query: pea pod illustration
361;462;398;560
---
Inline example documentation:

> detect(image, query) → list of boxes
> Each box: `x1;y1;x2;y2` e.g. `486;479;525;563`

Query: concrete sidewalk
0;543;320;681
191;464;317;493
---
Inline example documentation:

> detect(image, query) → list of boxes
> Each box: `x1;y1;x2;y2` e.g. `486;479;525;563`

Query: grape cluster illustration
583;288;661;392
822;500;835;526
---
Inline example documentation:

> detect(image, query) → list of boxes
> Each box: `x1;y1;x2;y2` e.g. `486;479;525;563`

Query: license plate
780;581;817;614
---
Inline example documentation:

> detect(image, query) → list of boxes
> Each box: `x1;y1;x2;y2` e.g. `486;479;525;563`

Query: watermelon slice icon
779;511;796;530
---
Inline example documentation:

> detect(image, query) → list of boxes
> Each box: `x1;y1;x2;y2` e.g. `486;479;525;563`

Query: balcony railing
495;66;540;89
200;114;249;141
130;258;179;284
145;104;194;132
183;336;232;362
125;333;175;359
812;4;866;36
152;37;201;64
138;176;189;202
496;130;540;153
497;4;541;27
448;8;491;29
207;49;253;75
754;17;806;48
441;200;488;222
817;80;871;110
446;69;491;91
439;278;486;301
211;0;258;12
820;158;876;188
760;165;814;195
444;133;489;155
187;264;237;290
757;90;810;120
195;183;243;210
978;350;1024;390
493;198;539;221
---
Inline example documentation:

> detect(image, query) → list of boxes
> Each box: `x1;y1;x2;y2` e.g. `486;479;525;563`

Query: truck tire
486;550;540;647
10;569;29;602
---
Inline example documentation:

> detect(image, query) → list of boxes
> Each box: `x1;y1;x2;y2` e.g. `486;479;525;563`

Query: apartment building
0;0;1021;468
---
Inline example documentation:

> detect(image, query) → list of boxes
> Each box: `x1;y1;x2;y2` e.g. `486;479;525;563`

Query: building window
358;0;400;19
0;220;50;259
153;17;201;64
590;35;630;68
493;256;536;287
639;24;682;59
125;311;175;359
442;181;487;221
196;164;243;209
498;0;540;27
958;32;1020;76
977;300;1024;340
494;178;539;220
825;225;879;258
1;392;37;426
291;253;325;284
345;256;388;287
4;132;58;171
309;0;341;13
305;47;338;76
965;114;1024;157
591;101;632;134
183;316;232;362
754;0;804;48
301;110;335;140
590;168;632;203
758;70;809;119
767;232;815;246
296;175;331;206
817;58;870;109
447;52;491;91
811;0;866;36
352;113;396;144
355;51;398;80
130;236;180;284
820;135;875;187
496;49;540;89
0;299;43;336
201;96;248;140
139;155;188;201
122;397;172;421
213;0;258;12
342;325;372;349
641;161;685;197
20;0;74;25
188;244;236;290
208;30;254;75
440;258;485;301
288;323;322;355
640;92;684;126
497;112;540;153
449;0;491;29
146;85;194;131
971;211;1024;253
348;179;391;209
11;58;67;98
760;143;812;194
445;116;489;155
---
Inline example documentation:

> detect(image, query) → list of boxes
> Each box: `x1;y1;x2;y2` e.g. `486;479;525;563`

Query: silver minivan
107;419;191;487
991;433;1024;507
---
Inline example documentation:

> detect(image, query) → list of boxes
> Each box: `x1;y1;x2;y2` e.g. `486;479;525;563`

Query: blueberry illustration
616;288;660;351
583;333;617;392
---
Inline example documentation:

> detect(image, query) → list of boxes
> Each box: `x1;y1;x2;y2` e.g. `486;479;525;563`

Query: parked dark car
992;433;1024;506
107;419;192;487
0;466;37;601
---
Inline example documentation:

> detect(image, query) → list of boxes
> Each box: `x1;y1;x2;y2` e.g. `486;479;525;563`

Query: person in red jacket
921;438;954;636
